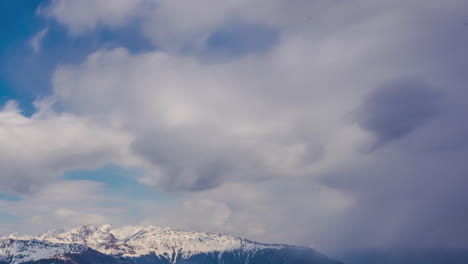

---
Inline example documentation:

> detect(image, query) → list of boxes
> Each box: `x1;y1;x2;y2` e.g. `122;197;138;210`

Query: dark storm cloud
322;31;468;250
321;147;468;250
355;80;440;149
322;86;468;251
319;2;468;247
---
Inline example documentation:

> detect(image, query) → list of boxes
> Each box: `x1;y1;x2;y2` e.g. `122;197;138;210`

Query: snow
0;238;87;264
1;225;283;264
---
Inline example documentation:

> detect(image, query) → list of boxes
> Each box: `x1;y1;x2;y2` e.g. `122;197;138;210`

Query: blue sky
1;0;468;255
1;0;42;114
63;164;166;201
0;0;158;115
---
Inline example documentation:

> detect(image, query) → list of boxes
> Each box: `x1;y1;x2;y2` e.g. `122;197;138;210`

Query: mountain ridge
1;224;342;264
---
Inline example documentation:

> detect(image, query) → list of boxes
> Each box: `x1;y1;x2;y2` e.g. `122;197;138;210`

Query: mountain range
0;225;342;264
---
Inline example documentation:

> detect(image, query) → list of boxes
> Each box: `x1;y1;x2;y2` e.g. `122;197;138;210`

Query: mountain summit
1;225;342;264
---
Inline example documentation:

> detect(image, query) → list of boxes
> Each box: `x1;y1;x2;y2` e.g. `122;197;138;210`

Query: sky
1;0;468;256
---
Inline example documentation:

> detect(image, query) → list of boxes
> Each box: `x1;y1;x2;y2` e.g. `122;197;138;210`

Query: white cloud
140;0;251;51
30;28;49;54
0;100;134;194
45;40;381;248
51;46;381;191
23;0;468;251
42;0;149;34
38;0;429;248
0;180;125;235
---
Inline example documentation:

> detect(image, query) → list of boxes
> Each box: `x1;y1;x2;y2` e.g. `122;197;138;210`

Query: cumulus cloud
0;100;133;194
51;45;380;192
41;0;149;34
12;0;468;253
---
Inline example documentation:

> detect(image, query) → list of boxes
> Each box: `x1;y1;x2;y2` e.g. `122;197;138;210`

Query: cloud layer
0;100;133;194
1;0;468;254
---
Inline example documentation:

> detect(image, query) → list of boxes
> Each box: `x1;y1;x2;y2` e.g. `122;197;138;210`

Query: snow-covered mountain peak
35;224;118;249
0;225;342;264
0;238;88;264
3;224;281;261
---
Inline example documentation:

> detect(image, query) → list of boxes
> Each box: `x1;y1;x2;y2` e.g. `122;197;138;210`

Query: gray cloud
355;80;440;149
319;144;468;250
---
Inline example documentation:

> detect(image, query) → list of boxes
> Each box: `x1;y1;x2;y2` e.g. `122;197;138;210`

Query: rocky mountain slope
1;225;342;264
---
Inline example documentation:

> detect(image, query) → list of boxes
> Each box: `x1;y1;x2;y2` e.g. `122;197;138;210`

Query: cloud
14;0;468;253
41;0;149;34
139;179;355;248
51;45;379;192
43;0;391;53
0;100;133;194
48;0;419;192
202;22;279;59
0;180;126;235
43;0;254;51
355;80;440;149
30;28;48;54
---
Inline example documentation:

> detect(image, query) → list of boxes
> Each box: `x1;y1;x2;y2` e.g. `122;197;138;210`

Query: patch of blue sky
63;164;167;202
0;79;18;109
0;0;45;116
0;193;22;201
0;212;22;222
1;0;155;117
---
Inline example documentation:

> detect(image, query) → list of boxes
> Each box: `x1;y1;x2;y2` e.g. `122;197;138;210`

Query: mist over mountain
337;249;468;264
